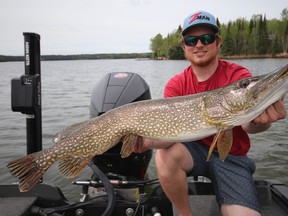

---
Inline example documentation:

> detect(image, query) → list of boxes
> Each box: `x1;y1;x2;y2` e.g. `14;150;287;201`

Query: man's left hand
252;99;286;125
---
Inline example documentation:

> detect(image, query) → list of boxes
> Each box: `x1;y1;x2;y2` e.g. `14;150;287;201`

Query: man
135;11;287;216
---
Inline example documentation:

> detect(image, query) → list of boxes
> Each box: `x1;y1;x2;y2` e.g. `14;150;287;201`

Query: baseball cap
182;11;219;36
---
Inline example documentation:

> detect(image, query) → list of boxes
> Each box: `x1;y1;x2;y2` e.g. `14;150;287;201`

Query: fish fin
120;134;138;158
206;129;223;161
217;129;233;161
54;120;90;143
59;157;91;178
7;152;46;192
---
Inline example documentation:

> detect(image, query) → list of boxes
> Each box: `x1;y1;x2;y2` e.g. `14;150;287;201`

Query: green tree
150;34;164;58
167;26;184;59
281;7;288;21
221;22;235;55
279;8;288;53
247;18;258;54
282;22;288;53
272;35;282;56
257;15;270;54
168;45;184;59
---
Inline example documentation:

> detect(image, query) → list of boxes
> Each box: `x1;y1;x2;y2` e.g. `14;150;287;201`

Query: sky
1;0;287;55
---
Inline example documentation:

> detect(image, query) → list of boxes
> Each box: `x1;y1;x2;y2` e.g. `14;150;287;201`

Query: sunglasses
183;34;218;46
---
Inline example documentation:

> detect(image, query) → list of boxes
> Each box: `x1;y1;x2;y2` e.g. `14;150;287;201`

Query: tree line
150;8;288;59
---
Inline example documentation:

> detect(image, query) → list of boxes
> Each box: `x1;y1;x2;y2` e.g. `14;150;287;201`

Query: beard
185;48;219;67
191;57;214;67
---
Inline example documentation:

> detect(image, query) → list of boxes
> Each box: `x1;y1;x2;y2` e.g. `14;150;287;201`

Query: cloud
128;0;152;6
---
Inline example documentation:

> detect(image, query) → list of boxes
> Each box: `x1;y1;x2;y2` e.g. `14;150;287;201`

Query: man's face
183;26;221;67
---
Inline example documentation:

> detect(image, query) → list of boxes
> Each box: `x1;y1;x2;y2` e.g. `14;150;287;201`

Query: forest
150;8;288;60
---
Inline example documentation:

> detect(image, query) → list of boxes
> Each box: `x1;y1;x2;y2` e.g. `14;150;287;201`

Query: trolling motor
11;32;42;155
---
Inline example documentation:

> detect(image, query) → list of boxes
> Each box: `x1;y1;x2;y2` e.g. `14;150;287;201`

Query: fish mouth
244;64;288;120
252;64;288;100
203;65;288;126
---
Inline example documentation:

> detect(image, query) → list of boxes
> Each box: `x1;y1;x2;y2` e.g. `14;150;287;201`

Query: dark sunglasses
183;34;217;46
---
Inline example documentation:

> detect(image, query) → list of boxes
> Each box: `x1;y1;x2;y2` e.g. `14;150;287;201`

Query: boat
1;33;288;216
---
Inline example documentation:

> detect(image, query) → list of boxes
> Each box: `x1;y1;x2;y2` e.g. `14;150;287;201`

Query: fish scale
7;64;288;192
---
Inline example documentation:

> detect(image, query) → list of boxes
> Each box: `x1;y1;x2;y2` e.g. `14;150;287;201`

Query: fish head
250;64;288;103
202;64;288;127
244;64;288;120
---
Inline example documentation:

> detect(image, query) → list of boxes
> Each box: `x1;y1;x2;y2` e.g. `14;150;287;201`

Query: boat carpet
173;195;288;216
0;197;37;216
173;195;221;216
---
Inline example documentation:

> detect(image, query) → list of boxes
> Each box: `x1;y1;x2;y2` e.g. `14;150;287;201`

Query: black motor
90;72;153;180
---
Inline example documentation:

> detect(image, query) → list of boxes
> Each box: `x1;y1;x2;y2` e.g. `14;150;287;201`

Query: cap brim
182;23;219;36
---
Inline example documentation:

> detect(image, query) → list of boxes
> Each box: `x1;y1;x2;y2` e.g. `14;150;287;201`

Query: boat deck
173;179;288;216
0;197;37;216
173;194;288;215
1;179;288;216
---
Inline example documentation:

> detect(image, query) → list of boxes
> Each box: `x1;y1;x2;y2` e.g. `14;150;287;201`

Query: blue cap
182;11;219;36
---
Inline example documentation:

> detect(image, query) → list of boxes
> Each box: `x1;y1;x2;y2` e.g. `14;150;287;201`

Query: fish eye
239;79;250;88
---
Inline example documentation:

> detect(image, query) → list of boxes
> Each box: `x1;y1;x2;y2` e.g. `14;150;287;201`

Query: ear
217;36;222;49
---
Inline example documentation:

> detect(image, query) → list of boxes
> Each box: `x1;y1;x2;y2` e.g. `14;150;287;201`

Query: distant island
0;53;152;62
1;52;288;63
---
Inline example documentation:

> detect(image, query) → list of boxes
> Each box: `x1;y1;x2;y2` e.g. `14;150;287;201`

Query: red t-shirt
164;60;252;156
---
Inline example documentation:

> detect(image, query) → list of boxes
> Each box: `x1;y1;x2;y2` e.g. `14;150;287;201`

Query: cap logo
189;12;210;24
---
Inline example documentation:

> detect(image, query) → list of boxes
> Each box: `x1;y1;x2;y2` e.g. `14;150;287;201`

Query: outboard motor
90;72;153;180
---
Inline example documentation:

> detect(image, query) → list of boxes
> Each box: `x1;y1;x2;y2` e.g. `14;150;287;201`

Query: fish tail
7;151;50;192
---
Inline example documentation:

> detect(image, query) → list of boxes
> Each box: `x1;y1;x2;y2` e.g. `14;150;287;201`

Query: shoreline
221;53;288;60
1;53;287;62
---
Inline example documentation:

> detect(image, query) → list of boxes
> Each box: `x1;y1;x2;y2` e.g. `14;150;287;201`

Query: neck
192;58;219;82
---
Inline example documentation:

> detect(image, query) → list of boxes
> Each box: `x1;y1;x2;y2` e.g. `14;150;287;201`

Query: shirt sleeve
164;75;183;98
229;65;252;83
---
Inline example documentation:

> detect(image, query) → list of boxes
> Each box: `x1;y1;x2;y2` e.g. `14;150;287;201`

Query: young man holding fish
135;11;287;216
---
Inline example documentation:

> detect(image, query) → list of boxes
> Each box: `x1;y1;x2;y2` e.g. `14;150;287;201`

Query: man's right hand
134;137;176;153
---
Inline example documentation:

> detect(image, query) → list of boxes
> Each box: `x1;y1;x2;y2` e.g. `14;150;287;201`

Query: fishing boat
1;33;288;216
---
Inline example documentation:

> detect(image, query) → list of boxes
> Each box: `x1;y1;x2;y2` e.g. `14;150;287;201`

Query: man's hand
252;99;286;125
243;99;287;134
134;136;151;153
134;137;176;153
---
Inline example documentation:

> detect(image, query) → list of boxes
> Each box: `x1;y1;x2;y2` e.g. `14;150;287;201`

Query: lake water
0;58;287;201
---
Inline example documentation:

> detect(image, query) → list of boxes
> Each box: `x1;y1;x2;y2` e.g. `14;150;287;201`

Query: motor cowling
90;72;152;180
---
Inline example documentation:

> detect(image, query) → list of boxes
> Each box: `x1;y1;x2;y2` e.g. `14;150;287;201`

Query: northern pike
8;64;288;192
